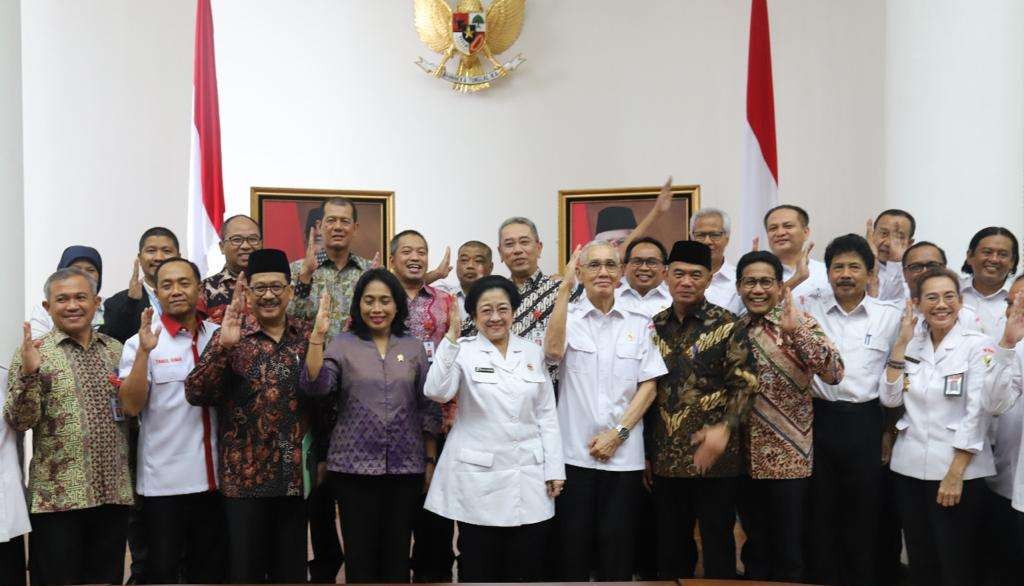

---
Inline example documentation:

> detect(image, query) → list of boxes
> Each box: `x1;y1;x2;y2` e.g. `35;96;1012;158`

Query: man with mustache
203;214;263;324
544;240;667;581
117;258;224;583
5;267;132;585
186;249;312;583
798;234;902;586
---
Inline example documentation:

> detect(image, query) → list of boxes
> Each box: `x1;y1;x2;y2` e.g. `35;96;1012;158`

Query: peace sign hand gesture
128;259;144;300
138;308;162;353
896;299;918;348
778;287;802;335
19;322;44;374
445;295;462;344
299;227;320;284
560;245;583;292
220;275;246;350
311;291;332;344
656;176;673;213
1001;291;1024;349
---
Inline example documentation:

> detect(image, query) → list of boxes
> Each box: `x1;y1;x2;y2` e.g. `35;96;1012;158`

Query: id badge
423;340;435;363
944;373;964;397
110;396;126;422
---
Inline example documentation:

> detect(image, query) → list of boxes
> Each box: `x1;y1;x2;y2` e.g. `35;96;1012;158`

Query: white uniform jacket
0;369;31;542
423;335;565;527
982;343;1024;511
880;322;996;481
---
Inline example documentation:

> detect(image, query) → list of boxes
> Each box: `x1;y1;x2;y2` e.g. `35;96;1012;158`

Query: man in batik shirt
202;214;262;323
647;241;758;580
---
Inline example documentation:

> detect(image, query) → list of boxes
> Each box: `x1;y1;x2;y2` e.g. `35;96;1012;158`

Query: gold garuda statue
413;0;526;92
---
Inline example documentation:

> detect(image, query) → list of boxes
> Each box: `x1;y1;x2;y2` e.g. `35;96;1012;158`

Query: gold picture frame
250;186;396;266
557;184;701;267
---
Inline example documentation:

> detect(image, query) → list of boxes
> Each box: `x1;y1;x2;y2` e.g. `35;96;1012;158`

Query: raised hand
656;176;673;213
128;258;143;300
778;287;801;334
220;278;245;349
426;246;453;284
138;308;162;352
794;241;815;283
369;251;382;269
751;236;760;252
299;227;320;283
896;299;918;347
311;291;332;344
20;322;44;374
865;218;880;258
889;232;909;263
560;245;583;291
1001;291;1024;349
445;295;462;343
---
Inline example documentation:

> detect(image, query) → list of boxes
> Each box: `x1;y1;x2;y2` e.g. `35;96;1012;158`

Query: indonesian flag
187;0;225;277
739;0;779;248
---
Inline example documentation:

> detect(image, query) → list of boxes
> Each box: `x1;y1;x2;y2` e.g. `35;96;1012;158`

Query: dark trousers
28;504;130;586
634;486;660;579
457;519;552;582
740;476;807;582
307;479;344;583
142;491;225;584
0;534;26;586
877;467;907;585
976;485;1024;586
808;398;881;586
895;473;983;586
332;472;421;583
222;495;306;584
557;464;643;581
653;475;737;579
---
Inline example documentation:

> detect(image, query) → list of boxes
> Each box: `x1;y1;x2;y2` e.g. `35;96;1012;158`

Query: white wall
21;0;887;306
1;0;25;361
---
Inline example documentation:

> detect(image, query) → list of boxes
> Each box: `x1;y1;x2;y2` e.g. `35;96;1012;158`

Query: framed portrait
557;184;701;266
250;186;395;265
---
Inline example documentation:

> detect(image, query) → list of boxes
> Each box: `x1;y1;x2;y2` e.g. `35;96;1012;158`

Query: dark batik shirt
299;332;440;475
185;316;311;498
201;265;239;324
647;300;758;478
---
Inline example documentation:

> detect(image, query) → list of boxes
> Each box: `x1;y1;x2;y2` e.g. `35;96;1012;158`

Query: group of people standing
1;185;1023;586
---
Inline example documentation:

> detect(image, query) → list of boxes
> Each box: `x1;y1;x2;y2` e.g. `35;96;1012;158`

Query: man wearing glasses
616;237;672;319
203;214;262;323
691;208;744;314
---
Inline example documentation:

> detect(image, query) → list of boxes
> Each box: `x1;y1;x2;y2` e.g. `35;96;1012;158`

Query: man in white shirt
868;209;915;301
0;368;30;586
691;208;744;314
616;237;672;319
544;240;667;581
960;227;1019;337
764;204;830;300
118;257;224;584
799;234;902;586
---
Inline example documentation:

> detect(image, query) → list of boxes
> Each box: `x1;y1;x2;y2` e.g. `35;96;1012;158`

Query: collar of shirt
961;275;1011;300
617;279;670;301
575;293;627;320
519;269;547;292
653;298;712;327
824;293;872;318
240;314;304;340
712;261;736;284
320;250;366;271
215;265;240;281
51;328;111;350
160;312;207;338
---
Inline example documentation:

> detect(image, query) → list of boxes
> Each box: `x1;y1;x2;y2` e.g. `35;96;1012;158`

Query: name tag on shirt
423;341;435;363
474;367;495;374
944;373;964;397
863;333;872;346
110;397;125;422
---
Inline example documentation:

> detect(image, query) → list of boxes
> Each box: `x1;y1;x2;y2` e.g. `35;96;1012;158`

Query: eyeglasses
905;261;943;274
627;258;664;268
693;230;726;242
739;277;777;290
582;260;620;273
224;235;262;248
250;284;288;297
322;217;354;228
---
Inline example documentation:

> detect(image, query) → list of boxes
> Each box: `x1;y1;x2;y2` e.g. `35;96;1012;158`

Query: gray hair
44;267;98;299
579;240;620;265
690;207;732;235
498;216;540;243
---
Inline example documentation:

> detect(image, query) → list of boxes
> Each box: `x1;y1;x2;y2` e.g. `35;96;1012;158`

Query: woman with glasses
300;268;440;583
881;267;996;586
423;275;564;582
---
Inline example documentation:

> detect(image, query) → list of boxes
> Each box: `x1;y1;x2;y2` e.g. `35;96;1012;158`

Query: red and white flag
739;0;779;248
187;0;225;277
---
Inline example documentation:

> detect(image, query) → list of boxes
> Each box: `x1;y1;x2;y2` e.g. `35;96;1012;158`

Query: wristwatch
614;424;630;441
425;456;437;465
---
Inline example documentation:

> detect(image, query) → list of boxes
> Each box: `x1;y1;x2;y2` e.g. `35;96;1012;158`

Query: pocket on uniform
458;448;494;468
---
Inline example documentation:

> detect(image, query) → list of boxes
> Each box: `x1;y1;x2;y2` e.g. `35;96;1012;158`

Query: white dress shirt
436;282;469;322
614;279;672;319
876;260;907;302
0;369;31;542
424;335;564;527
705;261;744;315
119;316;220;496
960;276;1010;337
785;258;831;301
800;291;902;403
880;322;996;481
982;343;1024;508
556;296;668;472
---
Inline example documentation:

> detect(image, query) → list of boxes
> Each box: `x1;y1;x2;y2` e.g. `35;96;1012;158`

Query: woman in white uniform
424;275;565;582
881;267;996;586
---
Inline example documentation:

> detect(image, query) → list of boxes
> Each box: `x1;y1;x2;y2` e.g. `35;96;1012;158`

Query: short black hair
736;250;783;283
874;209;917;238
624;237;667;263
963;226;1020;276
763;204;809;228
824;234;875;271
220;214;260;240
138;227;180;252
348;268;409;340
155;257;201;282
465;275;521;317
458;240;493;263
389;229;428;258
320;197;359;222
902;241;947;267
914;266;961;300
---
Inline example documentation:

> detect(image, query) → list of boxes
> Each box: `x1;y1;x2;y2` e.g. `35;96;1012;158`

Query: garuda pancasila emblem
413;0;527;92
